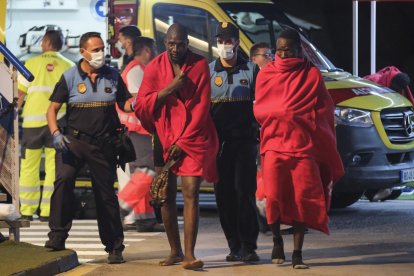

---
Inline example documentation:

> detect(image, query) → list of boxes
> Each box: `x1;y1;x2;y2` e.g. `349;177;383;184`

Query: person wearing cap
209;22;260;263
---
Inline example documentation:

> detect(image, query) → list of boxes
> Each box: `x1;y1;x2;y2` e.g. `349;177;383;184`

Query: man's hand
167;144;182;161
52;131;70;153
168;71;186;94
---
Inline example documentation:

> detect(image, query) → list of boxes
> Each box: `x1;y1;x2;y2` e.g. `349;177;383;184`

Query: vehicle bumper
334;125;414;192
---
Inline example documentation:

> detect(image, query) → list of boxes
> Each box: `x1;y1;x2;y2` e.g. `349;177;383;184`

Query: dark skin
156;24;203;269
271;36;305;261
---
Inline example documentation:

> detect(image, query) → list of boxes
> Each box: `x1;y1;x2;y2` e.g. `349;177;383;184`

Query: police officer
18;30;74;221
45;32;132;264
209;22;259;262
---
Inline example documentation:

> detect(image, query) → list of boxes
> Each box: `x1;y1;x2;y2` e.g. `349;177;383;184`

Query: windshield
218;2;336;71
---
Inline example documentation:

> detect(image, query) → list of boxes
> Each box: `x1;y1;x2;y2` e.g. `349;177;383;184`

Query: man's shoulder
208;59;217;69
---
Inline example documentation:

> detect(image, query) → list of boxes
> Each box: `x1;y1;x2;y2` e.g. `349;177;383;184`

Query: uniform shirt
18;51;74;128
50;60;131;137
209;56;257;140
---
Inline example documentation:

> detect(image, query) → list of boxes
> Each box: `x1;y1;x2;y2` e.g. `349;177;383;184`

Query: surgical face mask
217;44;235;60
87;50;105;69
115;40;126;56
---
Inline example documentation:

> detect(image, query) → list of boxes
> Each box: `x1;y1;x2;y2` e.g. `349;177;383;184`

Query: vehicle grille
380;108;414;144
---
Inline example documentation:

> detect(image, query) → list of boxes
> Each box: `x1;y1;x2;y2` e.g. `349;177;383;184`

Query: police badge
214;76;223;87
77;83;87;94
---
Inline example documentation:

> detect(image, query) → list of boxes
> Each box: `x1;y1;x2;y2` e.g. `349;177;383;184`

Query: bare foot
159;255;184;266
182;259;204;270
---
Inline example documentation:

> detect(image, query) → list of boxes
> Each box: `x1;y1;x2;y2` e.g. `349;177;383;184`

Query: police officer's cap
216;22;239;39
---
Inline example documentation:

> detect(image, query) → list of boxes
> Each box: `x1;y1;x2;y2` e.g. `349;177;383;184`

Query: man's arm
47;102;63;135
154;71;185;110
17;90;26;110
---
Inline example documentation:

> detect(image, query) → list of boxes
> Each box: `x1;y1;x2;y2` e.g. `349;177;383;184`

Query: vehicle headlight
335;107;373;127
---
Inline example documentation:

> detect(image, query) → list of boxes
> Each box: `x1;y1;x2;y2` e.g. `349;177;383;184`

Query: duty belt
64;127;107;147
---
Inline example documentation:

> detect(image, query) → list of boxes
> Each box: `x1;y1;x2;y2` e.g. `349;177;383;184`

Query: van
108;0;414;208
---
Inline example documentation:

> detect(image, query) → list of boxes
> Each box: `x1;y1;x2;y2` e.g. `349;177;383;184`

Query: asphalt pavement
60;199;414;275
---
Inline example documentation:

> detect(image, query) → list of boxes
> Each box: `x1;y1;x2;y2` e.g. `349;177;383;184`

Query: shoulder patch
215;76;223;87
46;63;55;72
77;83;87;94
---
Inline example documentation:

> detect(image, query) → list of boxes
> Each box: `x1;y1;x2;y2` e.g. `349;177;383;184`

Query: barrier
0;41;33;241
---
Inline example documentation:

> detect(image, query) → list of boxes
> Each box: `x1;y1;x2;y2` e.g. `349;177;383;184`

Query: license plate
401;168;414;183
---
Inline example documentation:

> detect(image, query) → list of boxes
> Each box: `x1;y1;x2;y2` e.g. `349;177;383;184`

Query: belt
64;127;102;146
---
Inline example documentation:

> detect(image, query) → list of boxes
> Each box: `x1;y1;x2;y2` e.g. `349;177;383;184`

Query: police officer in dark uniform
45;32;133;264
209;22;259;262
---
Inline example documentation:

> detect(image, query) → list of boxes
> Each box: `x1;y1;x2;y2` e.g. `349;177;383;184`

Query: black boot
292;250;309;269
271;236;285;264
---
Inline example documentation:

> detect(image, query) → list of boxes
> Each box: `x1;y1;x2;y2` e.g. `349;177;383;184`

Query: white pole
370;1;377;74
353;1;359;76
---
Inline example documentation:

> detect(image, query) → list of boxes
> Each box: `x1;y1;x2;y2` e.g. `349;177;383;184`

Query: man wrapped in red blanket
134;23;218;270
254;29;343;269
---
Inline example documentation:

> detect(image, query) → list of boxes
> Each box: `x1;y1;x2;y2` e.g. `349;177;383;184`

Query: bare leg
159;173;184;266
269;219;285;264
180;176;204;270
292;221;308;269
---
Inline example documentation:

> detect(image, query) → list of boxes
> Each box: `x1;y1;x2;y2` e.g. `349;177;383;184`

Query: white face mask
87;50;105;69
217;44;235;60
115;40;126;56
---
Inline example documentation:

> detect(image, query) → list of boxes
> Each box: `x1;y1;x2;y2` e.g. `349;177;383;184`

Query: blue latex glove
52;131;70;152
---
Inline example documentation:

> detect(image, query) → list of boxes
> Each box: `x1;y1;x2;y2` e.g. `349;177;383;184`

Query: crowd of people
17;21;348;270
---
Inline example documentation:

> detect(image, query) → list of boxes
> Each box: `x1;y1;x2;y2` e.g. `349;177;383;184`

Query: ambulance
107;0;414;208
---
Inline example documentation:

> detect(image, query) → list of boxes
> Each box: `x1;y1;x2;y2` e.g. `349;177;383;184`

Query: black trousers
215;139;259;253
48;137;124;253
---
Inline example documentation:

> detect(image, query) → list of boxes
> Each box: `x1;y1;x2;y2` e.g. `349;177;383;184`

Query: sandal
292;250;309;269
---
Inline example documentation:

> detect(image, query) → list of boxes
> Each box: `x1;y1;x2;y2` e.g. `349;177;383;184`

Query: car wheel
330;190;364;208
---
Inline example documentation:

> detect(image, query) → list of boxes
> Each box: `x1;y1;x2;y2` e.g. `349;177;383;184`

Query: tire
382;189;403;201
330;190;364;208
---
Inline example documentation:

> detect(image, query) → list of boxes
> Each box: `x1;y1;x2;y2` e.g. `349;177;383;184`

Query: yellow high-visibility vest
18;51;74;128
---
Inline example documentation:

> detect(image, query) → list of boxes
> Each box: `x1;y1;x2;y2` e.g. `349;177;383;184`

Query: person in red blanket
254;28;344;269
134;23;218;270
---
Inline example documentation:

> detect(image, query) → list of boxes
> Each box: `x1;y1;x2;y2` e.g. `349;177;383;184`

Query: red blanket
364;66;414;105
134;51;218;182
254;57;344;233
254;56;343;183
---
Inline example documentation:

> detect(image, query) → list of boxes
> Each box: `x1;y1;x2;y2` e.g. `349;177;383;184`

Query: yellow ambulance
108;0;414;208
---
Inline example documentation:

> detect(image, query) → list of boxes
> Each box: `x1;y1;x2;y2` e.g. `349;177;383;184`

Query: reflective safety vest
117;59;149;135
18;51;74;128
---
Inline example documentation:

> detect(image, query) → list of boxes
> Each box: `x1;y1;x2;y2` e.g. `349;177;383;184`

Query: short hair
79;32;102;48
250;42;270;57
391;72;410;91
166;23;188;41
119;25;142;39
43;30;64;51
278;28;301;50
133;36;155;56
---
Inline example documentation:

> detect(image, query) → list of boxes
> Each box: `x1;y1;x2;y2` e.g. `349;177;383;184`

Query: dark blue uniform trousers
214;139;259;253
48;137;124;253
